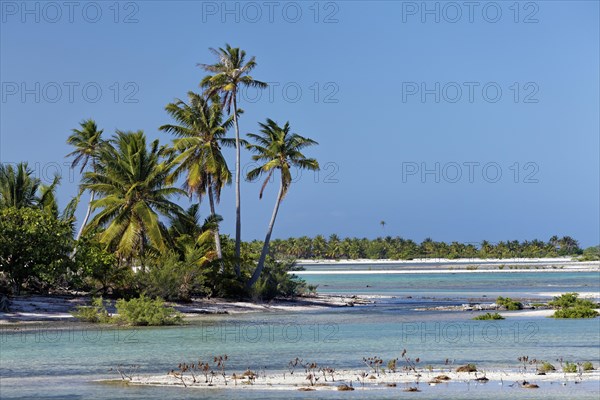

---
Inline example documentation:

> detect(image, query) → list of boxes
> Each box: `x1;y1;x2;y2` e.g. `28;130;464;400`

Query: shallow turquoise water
1;270;599;399
299;271;600;299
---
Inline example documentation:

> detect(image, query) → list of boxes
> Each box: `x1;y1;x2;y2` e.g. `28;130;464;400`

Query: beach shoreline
0;293;371;325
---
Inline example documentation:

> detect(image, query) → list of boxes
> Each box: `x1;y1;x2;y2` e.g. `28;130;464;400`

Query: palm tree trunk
247;181;284;288
75;190;95;241
208;185;223;259
232;96;241;277
70;190;94;259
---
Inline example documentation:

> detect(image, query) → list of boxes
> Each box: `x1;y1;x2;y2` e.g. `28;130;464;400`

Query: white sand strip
292;268;599;275
118;368;600;392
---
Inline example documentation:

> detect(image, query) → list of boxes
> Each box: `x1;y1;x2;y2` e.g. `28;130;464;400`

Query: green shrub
0;207;73;294
496;296;523;310
473;312;505;320
553;307;599;319
71;297;112;323
538;362;556;373
250;260;308;301
114;295;182;326
387;359;397;373
563;361;577;373
73;234;130;293
549;293;597;309
582;362;594;371
549;293;599;319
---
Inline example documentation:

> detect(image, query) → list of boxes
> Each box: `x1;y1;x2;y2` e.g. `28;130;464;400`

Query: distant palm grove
260;235;594;260
0;45;598;301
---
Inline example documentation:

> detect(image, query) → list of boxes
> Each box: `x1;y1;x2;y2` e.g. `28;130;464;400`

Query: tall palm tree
82;131;186;264
199;44;267;276
66;119;104;241
0;162;41;209
160;92;234;259
245;119;319;288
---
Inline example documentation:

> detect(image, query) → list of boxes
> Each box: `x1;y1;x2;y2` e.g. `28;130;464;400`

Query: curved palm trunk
70;190;94;259
75;190;95;241
208;186;223;259
247;181;284;288
232;96;242;277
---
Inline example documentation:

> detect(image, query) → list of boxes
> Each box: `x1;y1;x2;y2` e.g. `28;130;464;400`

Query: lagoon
1;267;599;399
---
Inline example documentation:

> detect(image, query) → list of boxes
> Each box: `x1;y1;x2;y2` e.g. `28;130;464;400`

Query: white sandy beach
297;257;598;265
0;294;370;324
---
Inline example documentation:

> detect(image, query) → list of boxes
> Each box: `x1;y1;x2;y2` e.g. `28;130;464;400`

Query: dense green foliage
549;293;599;319
472;312;505;320
114;295;182;326
549;293;597;309
553;307;599;319
82;130;186;261
496;296;523;310
0;207;72;294
580;246;600;261
72;295;182;326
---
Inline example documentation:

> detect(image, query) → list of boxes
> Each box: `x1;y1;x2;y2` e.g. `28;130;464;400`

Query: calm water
299;271;600;299
1;269;599;399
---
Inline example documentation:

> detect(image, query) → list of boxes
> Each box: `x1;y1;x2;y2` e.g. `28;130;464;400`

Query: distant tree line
249;234;589;260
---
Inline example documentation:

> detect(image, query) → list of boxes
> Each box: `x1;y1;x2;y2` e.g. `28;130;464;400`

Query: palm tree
160;92;234;259
0;162;41;209
66;119;104;241
380;220;386;229
199;44;267;276
0;162;80;229
82;131;186;264
245;119;319;288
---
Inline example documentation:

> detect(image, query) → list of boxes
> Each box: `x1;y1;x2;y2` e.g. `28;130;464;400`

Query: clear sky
1;1;599;247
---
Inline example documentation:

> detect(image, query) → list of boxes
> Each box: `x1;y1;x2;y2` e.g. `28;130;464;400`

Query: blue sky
1;1;599;247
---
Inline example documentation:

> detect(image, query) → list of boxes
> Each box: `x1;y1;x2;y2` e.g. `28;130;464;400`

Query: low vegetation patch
71;297;112;323
538;362;556;373
72;295;182;326
549;293;599;319
115;295;182;326
553;307;599;319
562;361;578;373
582;361;595;371
496;296;523;310
473;312;505;320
